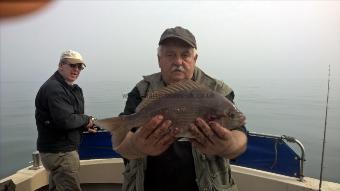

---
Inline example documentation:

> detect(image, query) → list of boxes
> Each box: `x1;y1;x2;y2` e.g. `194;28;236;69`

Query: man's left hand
189;118;247;159
86;117;97;133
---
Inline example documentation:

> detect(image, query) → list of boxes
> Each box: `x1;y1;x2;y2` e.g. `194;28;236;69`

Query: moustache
171;65;185;72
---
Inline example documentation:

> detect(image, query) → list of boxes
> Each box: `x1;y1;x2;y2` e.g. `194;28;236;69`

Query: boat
1;130;339;191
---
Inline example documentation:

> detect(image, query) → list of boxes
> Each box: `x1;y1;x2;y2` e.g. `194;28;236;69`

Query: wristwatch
91;117;96;123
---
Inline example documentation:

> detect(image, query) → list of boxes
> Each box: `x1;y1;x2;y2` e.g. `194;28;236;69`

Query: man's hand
189;118;247;159
116;115;179;159
86;117;97;133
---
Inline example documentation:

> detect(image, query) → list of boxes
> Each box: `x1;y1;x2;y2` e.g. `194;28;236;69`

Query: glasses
64;63;85;70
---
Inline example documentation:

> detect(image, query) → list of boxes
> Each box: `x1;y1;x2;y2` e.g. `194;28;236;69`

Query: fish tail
94;116;130;148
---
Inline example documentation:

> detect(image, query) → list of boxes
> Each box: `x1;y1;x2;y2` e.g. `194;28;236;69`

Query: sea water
0;78;339;182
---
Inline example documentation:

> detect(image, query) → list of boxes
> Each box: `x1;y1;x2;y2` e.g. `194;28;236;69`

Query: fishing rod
318;64;330;191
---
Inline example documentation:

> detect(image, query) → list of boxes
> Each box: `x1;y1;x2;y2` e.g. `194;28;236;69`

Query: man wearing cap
116;26;247;191
35;50;96;191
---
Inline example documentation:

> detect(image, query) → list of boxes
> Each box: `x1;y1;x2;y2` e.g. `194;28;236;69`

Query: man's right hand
116;115;179;159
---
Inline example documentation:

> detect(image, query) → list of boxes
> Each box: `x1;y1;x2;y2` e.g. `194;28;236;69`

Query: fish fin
136;80;206;111
94;116;130;148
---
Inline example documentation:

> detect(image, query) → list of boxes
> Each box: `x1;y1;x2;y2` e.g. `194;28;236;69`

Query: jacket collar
53;71;78;89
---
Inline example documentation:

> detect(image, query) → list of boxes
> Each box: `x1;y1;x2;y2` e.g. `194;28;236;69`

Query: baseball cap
159;26;197;49
60;50;86;66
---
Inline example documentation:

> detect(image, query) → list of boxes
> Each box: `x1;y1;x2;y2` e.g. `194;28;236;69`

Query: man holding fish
96;26;247;191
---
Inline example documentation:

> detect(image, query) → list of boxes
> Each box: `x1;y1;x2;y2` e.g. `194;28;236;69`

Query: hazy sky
1;1;340;181
1;1;339;83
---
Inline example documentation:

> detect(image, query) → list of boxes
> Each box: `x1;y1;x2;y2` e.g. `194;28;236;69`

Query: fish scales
94;80;244;148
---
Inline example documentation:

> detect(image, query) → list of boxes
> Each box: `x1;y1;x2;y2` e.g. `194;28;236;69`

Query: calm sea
0;78;339;182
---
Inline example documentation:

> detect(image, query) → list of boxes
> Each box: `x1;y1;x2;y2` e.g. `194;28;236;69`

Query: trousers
40;150;81;191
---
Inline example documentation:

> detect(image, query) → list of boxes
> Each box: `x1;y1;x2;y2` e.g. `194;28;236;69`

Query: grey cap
159;26;197;49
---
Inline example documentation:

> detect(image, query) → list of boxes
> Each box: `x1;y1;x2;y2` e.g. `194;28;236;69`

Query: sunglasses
65;63;85;70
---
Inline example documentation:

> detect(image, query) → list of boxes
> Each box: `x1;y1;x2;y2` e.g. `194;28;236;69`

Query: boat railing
280;134;306;181
79;130;306;181
231;132;306;181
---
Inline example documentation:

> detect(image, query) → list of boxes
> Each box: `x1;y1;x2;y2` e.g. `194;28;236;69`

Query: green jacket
122;67;238;191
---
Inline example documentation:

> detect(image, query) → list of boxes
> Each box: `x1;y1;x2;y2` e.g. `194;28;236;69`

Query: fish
94;80;245;148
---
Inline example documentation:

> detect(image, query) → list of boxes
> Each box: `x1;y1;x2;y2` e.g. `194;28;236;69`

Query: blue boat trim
230;132;305;180
79;131;305;180
79;130;121;159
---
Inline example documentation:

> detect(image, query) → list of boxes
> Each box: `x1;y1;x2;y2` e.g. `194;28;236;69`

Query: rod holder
29;151;41;170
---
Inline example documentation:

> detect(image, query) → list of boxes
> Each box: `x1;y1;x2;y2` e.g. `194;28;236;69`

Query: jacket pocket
212;183;238;191
122;161;138;191
211;169;238;191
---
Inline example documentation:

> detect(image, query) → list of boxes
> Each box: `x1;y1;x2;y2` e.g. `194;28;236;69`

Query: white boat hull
1;158;339;191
